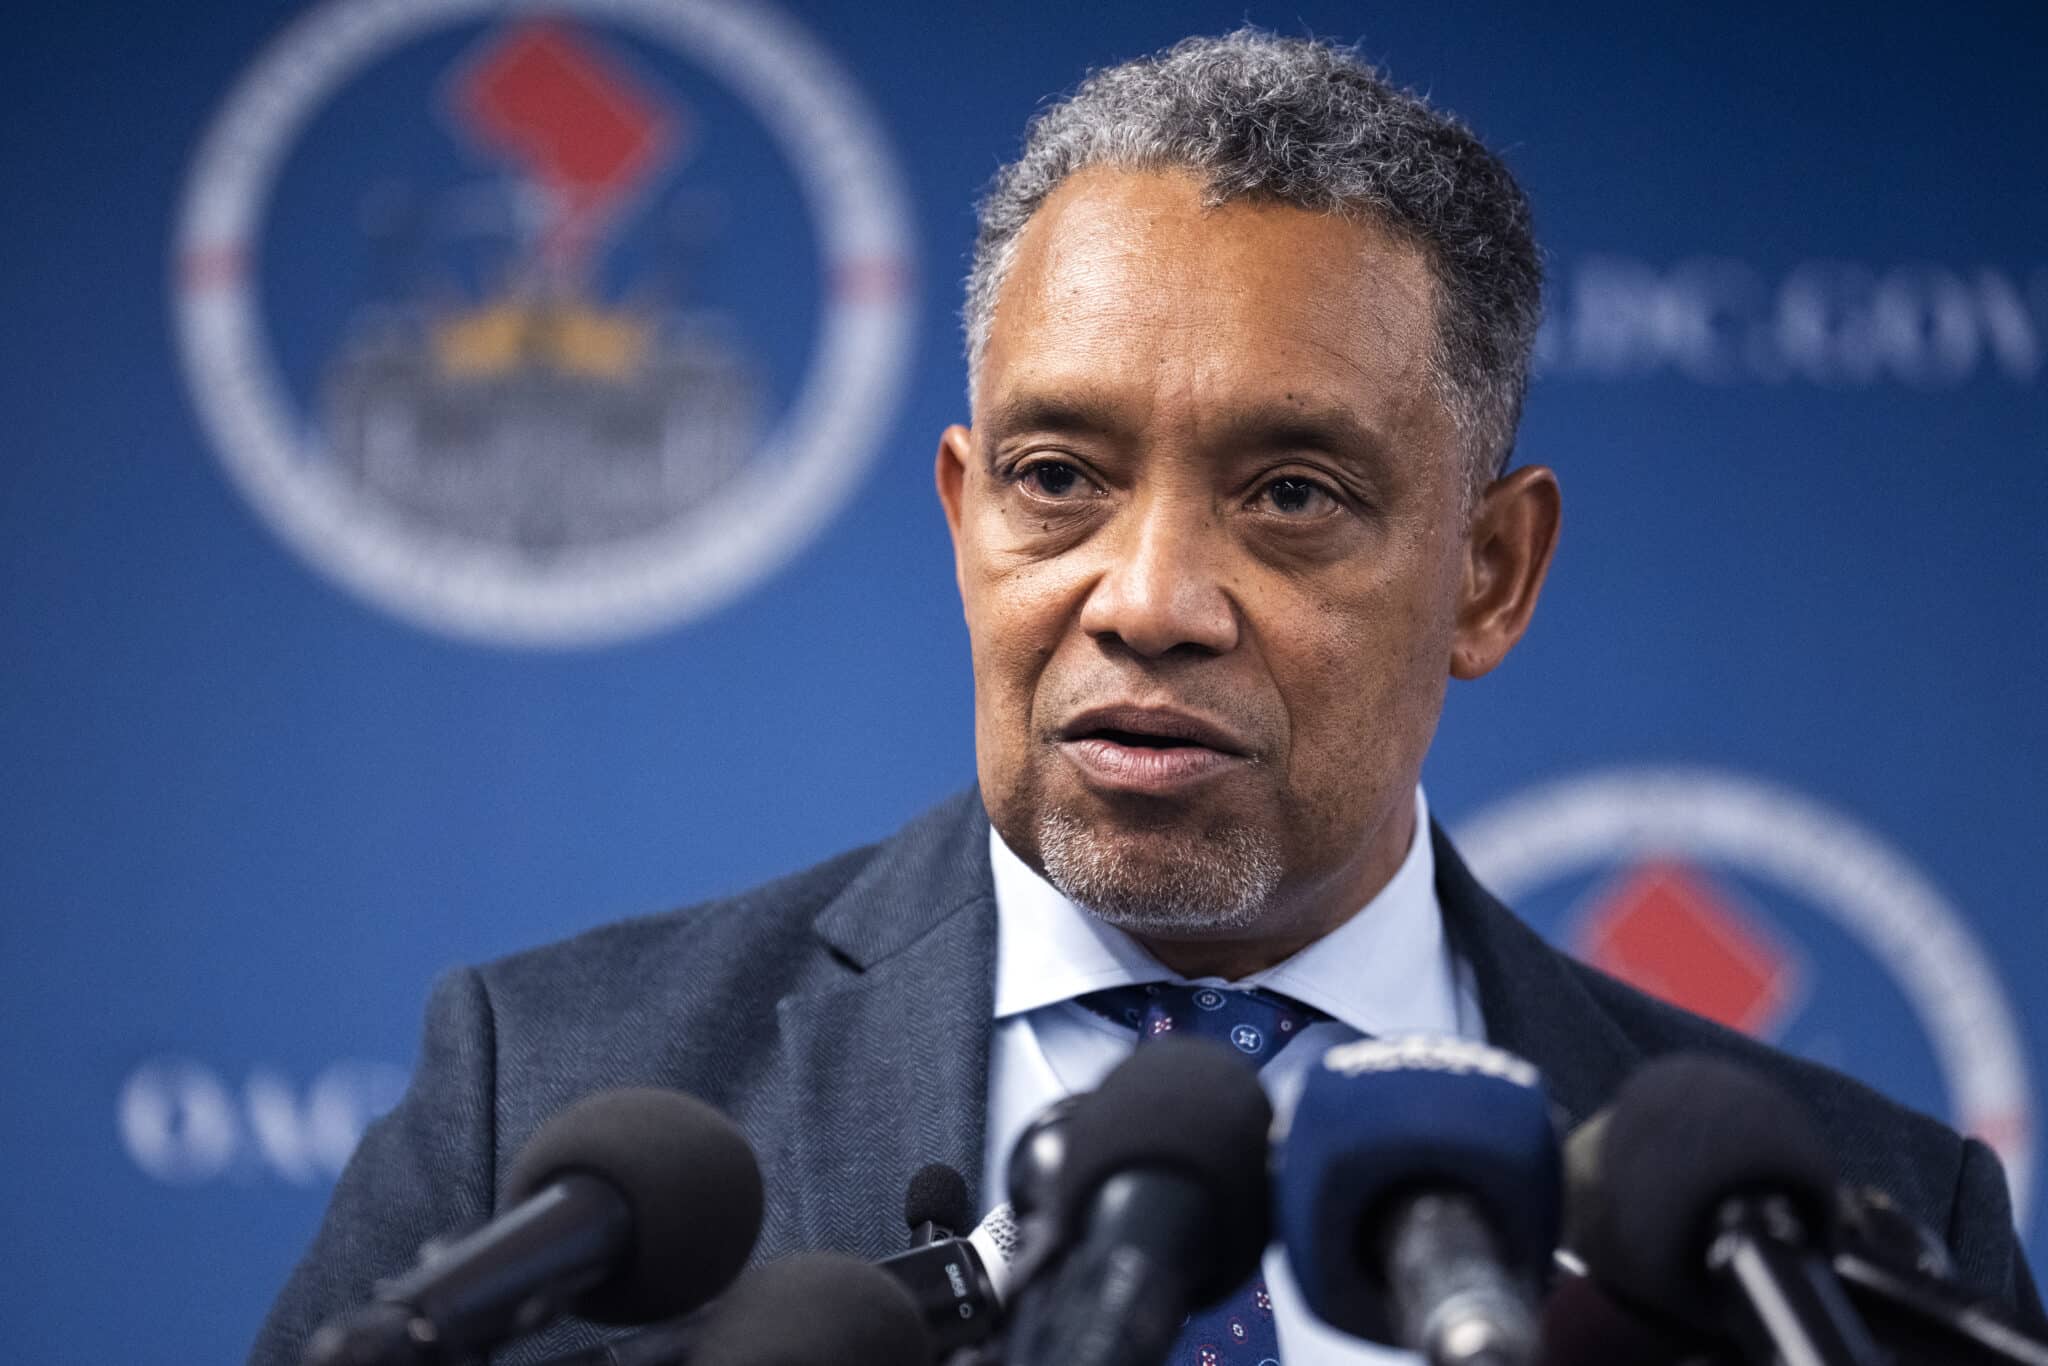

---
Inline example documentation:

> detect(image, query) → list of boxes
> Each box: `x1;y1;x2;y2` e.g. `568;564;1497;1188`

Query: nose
1077;492;1240;658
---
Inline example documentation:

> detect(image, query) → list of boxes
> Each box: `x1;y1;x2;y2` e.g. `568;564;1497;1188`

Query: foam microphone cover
1050;1036;1274;1304
687;1252;934;1366
504;1087;764;1324
1568;1053;1836;1324
904;1162;973;1238
1275;1035;1561;1343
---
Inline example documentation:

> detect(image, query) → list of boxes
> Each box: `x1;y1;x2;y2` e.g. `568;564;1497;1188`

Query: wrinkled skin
937;167;1560;980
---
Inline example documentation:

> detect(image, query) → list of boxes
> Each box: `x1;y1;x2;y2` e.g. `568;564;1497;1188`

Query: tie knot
1076;982;1324;1068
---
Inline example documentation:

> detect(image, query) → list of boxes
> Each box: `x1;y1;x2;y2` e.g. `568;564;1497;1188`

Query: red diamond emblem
1573;859;1801;1037
449;21;678;268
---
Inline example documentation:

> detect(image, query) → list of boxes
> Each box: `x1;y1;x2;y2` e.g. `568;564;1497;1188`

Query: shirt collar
989;787;1462;1040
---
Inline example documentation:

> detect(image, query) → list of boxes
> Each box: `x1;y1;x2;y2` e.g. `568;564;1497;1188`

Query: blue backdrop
3;2;2044;1361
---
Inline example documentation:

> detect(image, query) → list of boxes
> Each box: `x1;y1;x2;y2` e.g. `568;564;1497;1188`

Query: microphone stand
1706;1195;1887;1366
1832;1250;2048;1366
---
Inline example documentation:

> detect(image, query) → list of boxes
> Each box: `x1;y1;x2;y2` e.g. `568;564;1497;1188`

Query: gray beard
1035;808;1284;936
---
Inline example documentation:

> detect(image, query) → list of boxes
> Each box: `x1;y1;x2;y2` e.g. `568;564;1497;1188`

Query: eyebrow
980;390;1132;447
982;388;1389;476
1213;400;1389;473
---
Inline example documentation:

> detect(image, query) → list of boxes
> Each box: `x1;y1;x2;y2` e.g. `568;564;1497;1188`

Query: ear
1449;465;1561;680
935;424;975;598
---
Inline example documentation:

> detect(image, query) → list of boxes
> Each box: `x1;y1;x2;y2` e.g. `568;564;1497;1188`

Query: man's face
938;167;1517;956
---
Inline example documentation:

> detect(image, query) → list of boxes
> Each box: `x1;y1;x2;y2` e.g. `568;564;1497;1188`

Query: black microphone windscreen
688;1253;934;1366
1572;1054;1835;1318
904;1162;972;1237
504;1087;764;1325
1053;1036;1274;1303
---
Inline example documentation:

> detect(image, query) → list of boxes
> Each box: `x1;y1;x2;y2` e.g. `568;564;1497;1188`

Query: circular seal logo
1455;767;2034;1228
173;0;915;646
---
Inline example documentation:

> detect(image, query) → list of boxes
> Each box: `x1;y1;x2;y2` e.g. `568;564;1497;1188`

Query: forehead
978;166;1447;440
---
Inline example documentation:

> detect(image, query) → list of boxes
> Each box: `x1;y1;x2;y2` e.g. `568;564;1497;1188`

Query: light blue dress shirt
980;786;1487;1366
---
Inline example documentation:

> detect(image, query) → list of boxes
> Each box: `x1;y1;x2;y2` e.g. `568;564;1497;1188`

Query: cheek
964;542;1083;826
1272;569;1454;800
962;544;1074;719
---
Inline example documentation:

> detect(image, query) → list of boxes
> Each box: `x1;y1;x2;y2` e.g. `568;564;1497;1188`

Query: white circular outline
173;0;916;646
1454;766;2035;1228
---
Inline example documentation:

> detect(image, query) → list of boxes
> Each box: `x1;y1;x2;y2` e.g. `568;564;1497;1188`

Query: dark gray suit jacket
251;790;2038;1364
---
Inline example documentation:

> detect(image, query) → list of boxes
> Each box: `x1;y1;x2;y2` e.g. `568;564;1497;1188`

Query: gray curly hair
964;30;1542;488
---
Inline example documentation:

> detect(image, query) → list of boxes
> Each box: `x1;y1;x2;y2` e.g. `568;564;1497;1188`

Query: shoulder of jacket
472;839;883;1006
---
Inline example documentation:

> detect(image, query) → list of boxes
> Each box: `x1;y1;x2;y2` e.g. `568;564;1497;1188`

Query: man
252;30;2037;1366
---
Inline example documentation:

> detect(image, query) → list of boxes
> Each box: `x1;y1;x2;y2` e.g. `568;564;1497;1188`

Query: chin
1033;805;1282;936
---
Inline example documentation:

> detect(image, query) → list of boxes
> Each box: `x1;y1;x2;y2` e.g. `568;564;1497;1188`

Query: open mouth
1086;727;1208;751
1056;706;1246;756
1056;708;1248;791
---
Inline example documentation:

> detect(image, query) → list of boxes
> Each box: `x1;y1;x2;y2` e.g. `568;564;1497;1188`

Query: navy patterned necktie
1075;982;1326;1366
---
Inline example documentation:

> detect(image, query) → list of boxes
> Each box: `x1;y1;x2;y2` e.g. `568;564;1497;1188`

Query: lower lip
1058;738;1244;793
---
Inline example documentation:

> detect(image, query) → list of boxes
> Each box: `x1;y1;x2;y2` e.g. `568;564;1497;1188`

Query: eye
1016;460;1091;499
1259;475;1339;516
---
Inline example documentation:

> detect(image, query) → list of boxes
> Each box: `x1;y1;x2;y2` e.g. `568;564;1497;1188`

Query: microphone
878;1204;1020;1353
1275;1035;1558;1366
888;1160;1018;1350
1004;1094;1081;1222
1566;1053;1886;1366
1834;1186;1957;1284
524;1187;1022;1366
1002;1037;1273;1366
905;1161;975;1244
685;1252;933;1366
999;1093;1082;1293
1826;1187;2048;1366
304;1087;763;1366
1547;1164;2048;1366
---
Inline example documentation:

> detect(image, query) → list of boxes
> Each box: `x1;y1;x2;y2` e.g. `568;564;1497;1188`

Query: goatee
1035;808;1283;935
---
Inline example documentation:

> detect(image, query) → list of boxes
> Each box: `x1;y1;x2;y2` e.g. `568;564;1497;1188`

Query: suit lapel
754;792;997;1261
1431;822;1643;1126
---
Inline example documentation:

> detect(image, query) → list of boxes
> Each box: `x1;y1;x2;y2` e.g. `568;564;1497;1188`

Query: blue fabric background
1;2;2042;1360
